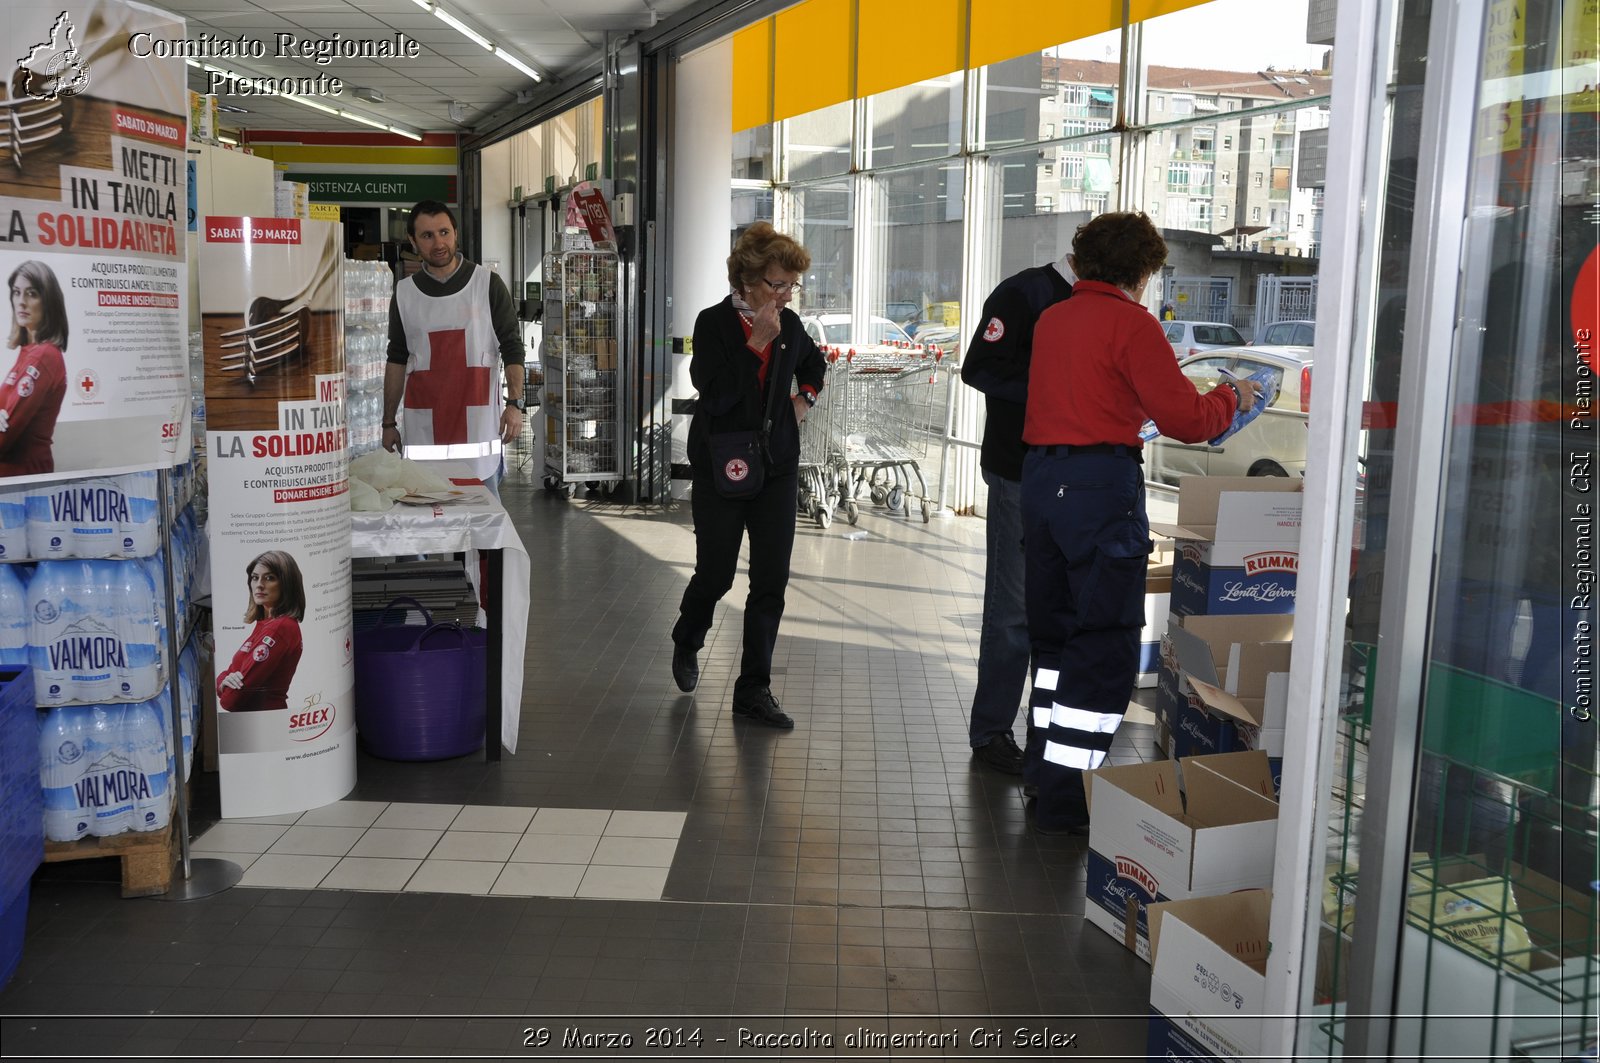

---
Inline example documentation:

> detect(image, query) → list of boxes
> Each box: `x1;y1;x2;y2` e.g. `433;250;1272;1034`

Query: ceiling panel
157;0;708;135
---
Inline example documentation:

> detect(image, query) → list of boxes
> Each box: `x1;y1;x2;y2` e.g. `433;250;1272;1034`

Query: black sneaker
731;688;794;729
973;732;1024;775
671;645;698;693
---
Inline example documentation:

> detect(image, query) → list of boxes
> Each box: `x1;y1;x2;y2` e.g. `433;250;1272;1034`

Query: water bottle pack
0;566;27;670
27;559;163;706
24;472;160;560
38;695;172;842
0;484;25;562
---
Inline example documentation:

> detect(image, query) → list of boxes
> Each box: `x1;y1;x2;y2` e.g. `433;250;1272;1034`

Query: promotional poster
199;216;353;818
2;2;189;485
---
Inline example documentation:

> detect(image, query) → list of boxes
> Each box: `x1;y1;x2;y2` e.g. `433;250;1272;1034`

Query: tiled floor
192;801;685;900
1;472;1157;1058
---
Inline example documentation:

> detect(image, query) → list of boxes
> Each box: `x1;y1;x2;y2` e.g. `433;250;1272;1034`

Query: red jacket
0;342;67;477
1024;281;1235;448
218;615;303;712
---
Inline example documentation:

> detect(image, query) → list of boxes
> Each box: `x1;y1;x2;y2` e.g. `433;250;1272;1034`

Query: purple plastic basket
0;883;26;991
353;597;487;761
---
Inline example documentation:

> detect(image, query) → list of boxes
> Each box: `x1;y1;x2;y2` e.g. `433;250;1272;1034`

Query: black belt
1031;443;1143;463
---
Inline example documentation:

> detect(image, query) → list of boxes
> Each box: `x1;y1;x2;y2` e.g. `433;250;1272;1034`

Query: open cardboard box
1146;889;1272;1062
1139;558;1174;688
1159;614;1293;761
1084;750;1279;961
1150;477;1302;618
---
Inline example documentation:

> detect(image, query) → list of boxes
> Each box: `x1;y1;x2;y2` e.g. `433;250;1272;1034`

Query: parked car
1163;320;1246;358
1255;319;1316;347
800;312;914;349
1146;346;1313;487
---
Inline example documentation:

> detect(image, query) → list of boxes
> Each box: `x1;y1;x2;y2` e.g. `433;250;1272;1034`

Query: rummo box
1084;751;1279;961
1138;561;1173;689
1151;478;1303;618
1145;890;1271;1062
1157;614;1294;760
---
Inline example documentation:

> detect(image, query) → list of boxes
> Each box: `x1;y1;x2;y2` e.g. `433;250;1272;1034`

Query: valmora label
1115;855;1159;896
1243;550;1298;575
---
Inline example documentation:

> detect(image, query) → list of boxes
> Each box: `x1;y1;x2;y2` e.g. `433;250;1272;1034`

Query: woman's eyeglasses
761;278;803;295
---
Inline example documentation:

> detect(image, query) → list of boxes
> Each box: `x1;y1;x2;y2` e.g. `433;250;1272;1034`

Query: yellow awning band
734;0;1217;131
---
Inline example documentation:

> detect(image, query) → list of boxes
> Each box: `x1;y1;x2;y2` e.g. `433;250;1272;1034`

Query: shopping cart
797;348;854;528
842;343;948;523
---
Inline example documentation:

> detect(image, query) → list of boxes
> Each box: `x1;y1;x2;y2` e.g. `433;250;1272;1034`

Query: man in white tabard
383;199;526;493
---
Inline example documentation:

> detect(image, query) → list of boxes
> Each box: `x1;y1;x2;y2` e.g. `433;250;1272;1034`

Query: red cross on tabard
404;328;490;444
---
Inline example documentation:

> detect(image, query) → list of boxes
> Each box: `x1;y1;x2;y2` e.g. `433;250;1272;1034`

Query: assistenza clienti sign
284;173;457;205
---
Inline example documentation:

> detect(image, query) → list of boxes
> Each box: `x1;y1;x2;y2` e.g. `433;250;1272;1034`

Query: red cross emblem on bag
724;457;749;482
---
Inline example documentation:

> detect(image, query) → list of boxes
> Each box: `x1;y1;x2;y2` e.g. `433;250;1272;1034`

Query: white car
1146;346;1313;486
1255;319;1316;347
800;313;914;350
1163;320;1246;359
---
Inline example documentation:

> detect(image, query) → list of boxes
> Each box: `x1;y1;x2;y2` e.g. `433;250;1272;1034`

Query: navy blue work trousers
1020;448;1150;831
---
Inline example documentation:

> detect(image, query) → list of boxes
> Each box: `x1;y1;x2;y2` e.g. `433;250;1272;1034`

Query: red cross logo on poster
75;369;97;398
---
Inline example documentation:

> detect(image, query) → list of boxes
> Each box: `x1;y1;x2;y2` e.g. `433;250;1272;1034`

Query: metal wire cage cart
539;249;622;498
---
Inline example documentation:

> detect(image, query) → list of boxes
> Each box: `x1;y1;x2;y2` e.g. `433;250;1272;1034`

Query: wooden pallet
42;822;179;898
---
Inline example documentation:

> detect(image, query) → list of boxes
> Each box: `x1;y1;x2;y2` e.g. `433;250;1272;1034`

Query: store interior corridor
1;470;1159;1057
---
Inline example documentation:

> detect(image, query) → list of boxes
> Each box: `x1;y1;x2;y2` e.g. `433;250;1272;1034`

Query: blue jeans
969;470;1029;749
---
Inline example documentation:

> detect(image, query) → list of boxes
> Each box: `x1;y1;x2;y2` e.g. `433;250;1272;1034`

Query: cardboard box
1158;614;1293;760
1151;477;1302;618
1146;889;1271;1061
1137;562;1172;688
1084;750;1279;961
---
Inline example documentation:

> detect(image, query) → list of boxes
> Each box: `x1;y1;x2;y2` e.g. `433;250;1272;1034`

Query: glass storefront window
980;29;1122;153
785;101;854;182
867;74;962;169
734;125;774;181
871;163;963;340
789;180;853;314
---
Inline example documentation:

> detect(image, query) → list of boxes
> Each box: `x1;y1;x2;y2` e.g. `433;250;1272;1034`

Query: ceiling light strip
419;0;542;82
191;60;423;139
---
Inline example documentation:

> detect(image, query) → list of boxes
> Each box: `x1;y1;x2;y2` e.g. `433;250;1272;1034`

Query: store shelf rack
539;250;622;498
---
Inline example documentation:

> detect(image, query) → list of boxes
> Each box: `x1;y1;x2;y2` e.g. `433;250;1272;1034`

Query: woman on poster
218;550;306;712
0;261;69;478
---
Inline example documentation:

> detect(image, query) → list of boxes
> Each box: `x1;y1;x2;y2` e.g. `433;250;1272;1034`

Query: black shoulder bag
708;335;784;499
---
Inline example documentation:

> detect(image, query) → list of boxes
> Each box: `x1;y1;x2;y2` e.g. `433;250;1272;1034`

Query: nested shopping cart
797;347;853;528
843;344;948;523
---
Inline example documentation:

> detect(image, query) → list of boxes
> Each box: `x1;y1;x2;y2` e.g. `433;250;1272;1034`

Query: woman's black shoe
672;645;698;692
731;688;794;729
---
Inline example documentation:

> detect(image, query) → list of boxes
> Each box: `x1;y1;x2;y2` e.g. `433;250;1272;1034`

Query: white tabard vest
394;265;503;482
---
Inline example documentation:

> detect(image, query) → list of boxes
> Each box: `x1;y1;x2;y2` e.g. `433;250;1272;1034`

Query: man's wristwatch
508;396;527;412
801;391;817;408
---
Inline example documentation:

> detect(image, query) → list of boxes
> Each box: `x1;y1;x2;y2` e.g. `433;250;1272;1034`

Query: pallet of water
16;471;161;560
38;693;174;843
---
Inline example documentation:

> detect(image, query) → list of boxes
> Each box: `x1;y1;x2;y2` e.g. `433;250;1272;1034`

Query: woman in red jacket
1021;212;1261;834
218;550;305;712
1;261;69;478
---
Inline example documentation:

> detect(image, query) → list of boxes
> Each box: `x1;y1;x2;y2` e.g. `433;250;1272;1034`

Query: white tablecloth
350;474;528;755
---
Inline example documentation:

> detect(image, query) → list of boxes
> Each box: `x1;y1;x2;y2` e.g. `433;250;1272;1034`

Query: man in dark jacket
958;255;1074;776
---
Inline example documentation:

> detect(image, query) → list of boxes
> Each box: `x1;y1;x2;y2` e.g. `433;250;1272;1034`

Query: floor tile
576;865;671;900
192;822;292;855
508;833;600;864
371;803;463;830
525;808;611;835
347;828;443;860
430;832;519;862
591;836;678;868
319;858;423;892
226;813;303;826
236;854;342;889
449;805;537;833
403;860;503;895
604;810;687;838
266;825;367;857
295;801;389;829
489;863;586;898
193;851;260;872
